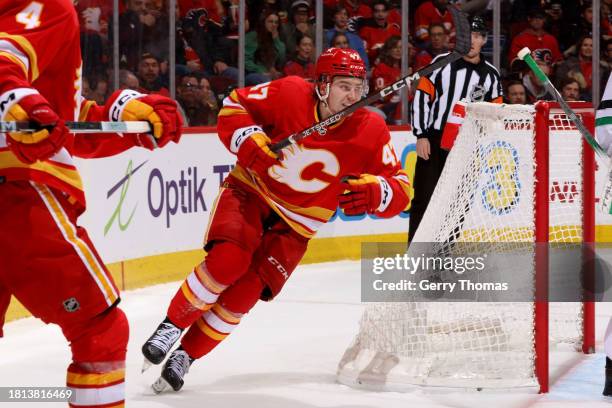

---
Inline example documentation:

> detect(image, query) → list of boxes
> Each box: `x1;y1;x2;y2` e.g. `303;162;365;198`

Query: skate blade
152;376;170;394
141;358;153;373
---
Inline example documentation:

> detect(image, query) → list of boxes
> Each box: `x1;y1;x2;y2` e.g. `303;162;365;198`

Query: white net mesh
337;103;587;391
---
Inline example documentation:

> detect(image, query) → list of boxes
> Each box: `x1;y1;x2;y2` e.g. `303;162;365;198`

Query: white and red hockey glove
440;100;466;151
230;125;280;176
104;90;183;149
1;89;68;164
339;174;392;216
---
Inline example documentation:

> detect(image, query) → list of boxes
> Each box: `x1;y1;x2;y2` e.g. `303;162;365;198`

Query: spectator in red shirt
283;33;316;80
509;6;563;68
359;0;401;63
414;0;454;46
340;0;372;18
371;35;403;123
414;22;449;71
387;3;402;30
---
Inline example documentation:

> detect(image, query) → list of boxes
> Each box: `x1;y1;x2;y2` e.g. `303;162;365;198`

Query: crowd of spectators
75;0;612;127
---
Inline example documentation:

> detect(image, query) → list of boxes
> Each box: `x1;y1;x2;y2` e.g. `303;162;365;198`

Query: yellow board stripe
67;368;125;386
34;184;118;305
0;51;27;78
196;316;228;341
0;32;39;81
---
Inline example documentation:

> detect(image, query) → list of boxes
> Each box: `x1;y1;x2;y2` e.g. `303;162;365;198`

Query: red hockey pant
167;181;309;359
0;181;128;408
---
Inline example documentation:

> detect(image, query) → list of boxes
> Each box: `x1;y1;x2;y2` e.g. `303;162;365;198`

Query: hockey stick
0;120;152;134
270;6;471;153
518;47;612;213
519;48;606;158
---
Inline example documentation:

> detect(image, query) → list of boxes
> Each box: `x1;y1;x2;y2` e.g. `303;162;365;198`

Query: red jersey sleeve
69;99;137;158
362;117;410;218
217;77;299;154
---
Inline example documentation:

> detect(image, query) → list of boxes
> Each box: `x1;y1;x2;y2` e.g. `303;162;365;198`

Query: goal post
338;101;596;393
534;101;596;392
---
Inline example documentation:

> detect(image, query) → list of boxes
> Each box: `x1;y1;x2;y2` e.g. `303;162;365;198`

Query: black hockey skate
142;318;183;372
604;357;612;396
152;348;195;393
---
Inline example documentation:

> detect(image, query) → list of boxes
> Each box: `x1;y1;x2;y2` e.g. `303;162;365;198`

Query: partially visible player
0;1;182;407
596;72;612;397
141;47;410;393
409;16;503;241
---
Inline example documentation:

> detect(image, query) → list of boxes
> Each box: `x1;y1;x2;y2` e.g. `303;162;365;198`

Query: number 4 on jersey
382;142;397;166
17;2;43;30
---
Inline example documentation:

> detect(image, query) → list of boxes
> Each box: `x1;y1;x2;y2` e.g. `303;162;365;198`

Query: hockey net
337;102;595;392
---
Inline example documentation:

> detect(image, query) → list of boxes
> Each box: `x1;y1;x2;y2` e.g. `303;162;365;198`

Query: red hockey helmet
315;47;367;102
315;47;366;82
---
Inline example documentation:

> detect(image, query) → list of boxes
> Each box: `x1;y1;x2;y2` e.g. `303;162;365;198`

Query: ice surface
1;261;610;408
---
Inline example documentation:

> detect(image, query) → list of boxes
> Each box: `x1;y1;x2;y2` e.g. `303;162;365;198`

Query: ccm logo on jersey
267;256;289;280
230;125;264;153
109;89;143;121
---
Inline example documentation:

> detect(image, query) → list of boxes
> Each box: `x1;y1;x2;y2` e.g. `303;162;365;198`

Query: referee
409;16;503;242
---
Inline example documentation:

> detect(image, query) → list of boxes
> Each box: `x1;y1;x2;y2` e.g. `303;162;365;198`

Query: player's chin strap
315;82;331;106
270;6;471;153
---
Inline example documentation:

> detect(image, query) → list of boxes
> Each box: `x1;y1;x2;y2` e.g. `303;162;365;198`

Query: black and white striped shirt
411;52;503;138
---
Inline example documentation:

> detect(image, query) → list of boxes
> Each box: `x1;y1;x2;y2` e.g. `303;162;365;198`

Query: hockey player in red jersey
142;47;411;393
0;1;182;407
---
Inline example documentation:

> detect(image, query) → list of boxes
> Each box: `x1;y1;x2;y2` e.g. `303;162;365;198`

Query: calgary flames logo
268;145;340;193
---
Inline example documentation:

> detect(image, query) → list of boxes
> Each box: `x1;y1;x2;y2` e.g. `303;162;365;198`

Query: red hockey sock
65;307;128;408
181;270;263;359
167;241;253;328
